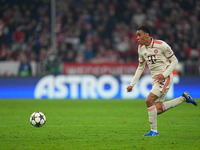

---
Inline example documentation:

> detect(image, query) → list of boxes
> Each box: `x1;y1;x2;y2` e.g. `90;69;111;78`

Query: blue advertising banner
0;75;199;99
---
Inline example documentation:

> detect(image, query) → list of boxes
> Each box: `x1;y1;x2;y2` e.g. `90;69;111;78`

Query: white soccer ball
30;112;46;127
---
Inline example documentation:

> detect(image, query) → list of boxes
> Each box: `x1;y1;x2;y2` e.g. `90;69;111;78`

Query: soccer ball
30;112;46;127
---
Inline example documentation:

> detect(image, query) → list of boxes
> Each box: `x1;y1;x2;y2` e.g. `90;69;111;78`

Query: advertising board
0;75;199;99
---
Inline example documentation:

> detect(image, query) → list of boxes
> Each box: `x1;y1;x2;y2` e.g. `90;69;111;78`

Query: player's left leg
156;92;197;114
155;95;185;114
160;96;185;113
143;91;186;136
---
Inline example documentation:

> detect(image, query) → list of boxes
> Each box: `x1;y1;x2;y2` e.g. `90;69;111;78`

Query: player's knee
157;109;163;115
155;102;164;115
145;99;154;107
146;93;158;107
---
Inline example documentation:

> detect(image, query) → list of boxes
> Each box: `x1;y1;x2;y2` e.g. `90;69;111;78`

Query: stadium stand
0;0;199;75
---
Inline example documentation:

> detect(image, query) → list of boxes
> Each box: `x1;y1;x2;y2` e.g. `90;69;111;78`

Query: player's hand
126;85;133;92
154;74;165;83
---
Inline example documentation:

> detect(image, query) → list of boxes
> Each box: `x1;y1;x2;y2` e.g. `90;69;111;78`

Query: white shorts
151;73;173;102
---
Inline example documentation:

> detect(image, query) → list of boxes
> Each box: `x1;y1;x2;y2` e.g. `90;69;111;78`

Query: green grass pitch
0;99;199;150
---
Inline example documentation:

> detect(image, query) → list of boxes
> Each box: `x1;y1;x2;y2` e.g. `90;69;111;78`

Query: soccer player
127;25;197;136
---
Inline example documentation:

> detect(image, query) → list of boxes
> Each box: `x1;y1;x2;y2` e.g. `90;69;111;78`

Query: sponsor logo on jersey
154;49;158;54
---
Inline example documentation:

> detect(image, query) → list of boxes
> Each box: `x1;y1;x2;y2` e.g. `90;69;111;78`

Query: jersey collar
146;37;154;48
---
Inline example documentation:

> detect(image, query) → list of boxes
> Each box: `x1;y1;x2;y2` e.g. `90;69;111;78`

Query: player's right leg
143;92;159;136
143;130;159;136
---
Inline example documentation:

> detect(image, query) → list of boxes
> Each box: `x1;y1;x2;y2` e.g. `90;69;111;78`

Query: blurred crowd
0;0;200;75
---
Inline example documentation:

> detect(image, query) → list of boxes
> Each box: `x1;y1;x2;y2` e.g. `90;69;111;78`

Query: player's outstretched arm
127;62;145;92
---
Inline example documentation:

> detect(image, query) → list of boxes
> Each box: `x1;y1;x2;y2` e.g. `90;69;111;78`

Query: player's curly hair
137;25;151;35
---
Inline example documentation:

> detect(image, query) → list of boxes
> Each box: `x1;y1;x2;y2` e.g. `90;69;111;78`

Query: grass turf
0;99;199;150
